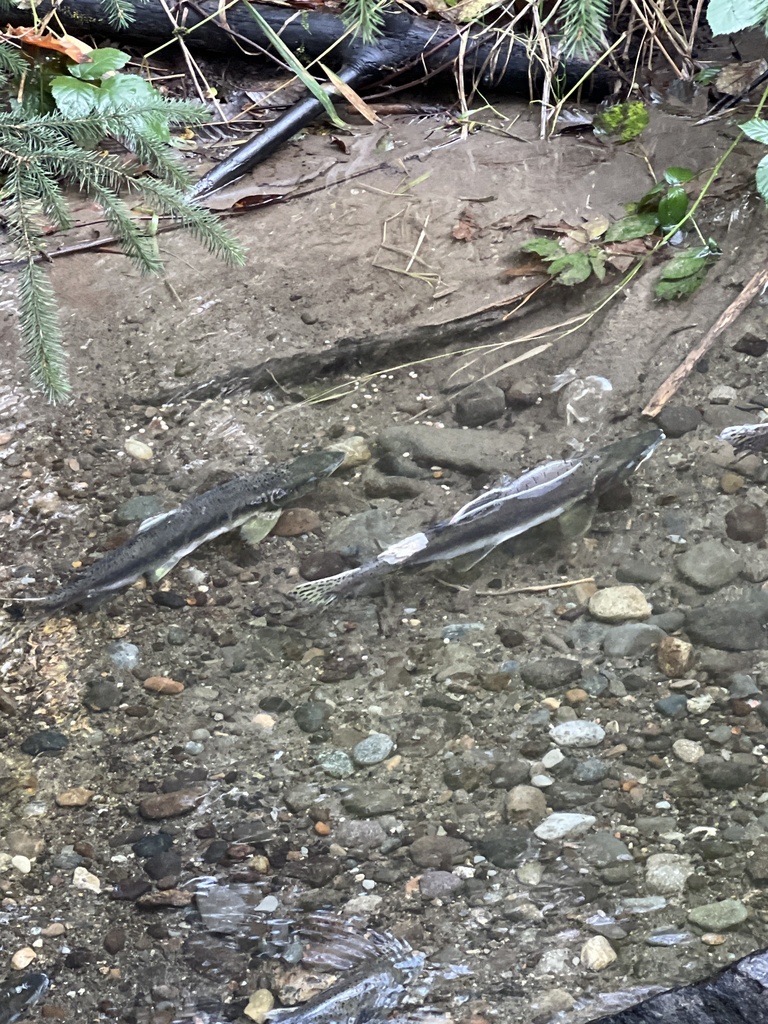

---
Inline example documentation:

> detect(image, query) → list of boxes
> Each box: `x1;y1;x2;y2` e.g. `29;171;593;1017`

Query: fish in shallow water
583;944;768;1023
293;430;664;605
0;972;49;1024
261;912;466;1024
10;449;345;616
719;421;768;456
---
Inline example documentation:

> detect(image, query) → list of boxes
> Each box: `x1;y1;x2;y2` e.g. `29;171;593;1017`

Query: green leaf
658;254;707;280
756;153;768;204
593;101;649;143
741;117;768;146
655;273;706;300
663;167;695;185
520;237;565;260
658;185;689;230
636;180;666;212
69;47;131;81
604;212;659;241
707;0;768;35
588;248;606;282
654;247;716;300
50;76;98;117
96;75;171;142
548;252;592;285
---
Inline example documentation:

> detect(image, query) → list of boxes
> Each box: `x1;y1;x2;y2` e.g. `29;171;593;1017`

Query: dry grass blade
439;575;595;595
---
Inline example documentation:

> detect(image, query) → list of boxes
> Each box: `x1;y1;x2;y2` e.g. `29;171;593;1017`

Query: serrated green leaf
756;153;768;204
707;0;768;35
50;76;98;117
96;73;155;111
741;118;768;146
658;185;690;230
659;254;708;280
96;75;171;142
663;167;696;185
548;252;592;285
604;212;659;241
520;237;565;260
69;47;130;81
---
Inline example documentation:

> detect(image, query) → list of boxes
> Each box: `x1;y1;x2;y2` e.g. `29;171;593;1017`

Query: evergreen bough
0;35;245;401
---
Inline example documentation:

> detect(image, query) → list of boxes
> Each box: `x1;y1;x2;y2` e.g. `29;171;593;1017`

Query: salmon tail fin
291;567;367;606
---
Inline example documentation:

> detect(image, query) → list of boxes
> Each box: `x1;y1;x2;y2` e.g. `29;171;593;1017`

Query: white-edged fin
449;459;581;525
719;422;768;455
137;509;178;533
379;532;430;564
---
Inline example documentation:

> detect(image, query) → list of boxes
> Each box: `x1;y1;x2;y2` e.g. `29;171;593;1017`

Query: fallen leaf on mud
488;211;534;231
716;59;768;96
452;208;479;242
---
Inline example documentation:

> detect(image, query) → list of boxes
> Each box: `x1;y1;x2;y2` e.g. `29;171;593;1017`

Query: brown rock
657;636;694;678
273;508;322;537
725;503;766;543
139;787;207;819
103;927;126;954
720;472;745;495
136;889;193;908
55;787;95;808
143;676;185;695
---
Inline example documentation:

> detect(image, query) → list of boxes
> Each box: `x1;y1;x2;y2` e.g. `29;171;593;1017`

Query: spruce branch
341;0;386;45
558;0;610;59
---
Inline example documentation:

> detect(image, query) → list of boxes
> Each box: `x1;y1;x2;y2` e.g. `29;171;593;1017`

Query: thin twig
437;575;595;595
642;263;768;418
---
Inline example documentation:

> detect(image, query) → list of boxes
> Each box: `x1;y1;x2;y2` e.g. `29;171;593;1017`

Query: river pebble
675;540;744;590
520;658;582;689
725;503;767;543
318;750;354;778
657;636;693;677
138;787;208;819
505;785;548;824
603;623;664;659
20;730;69;756
11;947;37;970
73;866;101;892
687;899;749;931
581;935;617;970
697;755;756;790
685;601;768;650
419;870;465;899
550;721;605;747
589;586;651;622
453;382;506;427
56;787;95;807
672;738;704;763
645;853;693;895
534;812;596;841
144;675;185;695
124;437;153;460
352;733;395;766
108;640;141;670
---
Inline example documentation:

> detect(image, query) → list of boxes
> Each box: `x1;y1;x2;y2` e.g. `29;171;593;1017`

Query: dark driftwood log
7;1;613;192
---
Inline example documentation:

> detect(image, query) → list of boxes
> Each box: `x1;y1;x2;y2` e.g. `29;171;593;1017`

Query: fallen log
6;0;614;193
